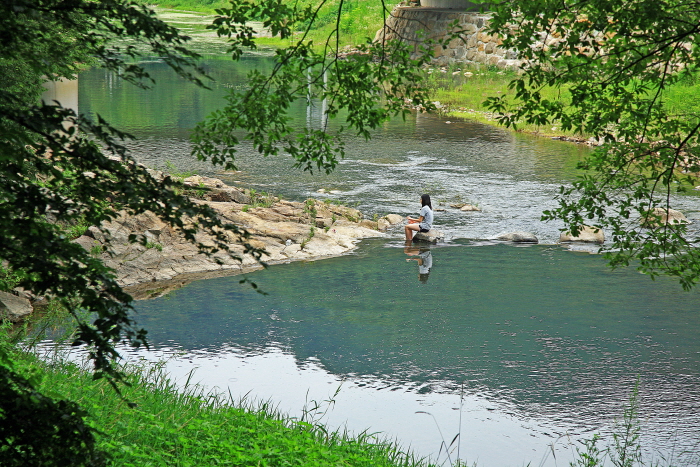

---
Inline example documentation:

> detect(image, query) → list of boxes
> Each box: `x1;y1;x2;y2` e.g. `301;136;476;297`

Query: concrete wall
375;6;521;69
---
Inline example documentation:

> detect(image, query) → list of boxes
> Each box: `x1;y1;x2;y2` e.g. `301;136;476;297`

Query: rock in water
496;231;539;243
641;207;690;228
413;229;444;243
0;291;33;322
559;225;604;244
384;214;404;225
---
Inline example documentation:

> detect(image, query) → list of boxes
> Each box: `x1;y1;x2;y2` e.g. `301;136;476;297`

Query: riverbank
0;168;404;320
72;168;404;300
8;344;436;467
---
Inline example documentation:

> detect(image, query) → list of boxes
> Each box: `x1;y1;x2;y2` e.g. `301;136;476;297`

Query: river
44;10;700;467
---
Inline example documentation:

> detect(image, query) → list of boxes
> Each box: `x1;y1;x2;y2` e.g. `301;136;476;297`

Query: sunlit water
53;30;700;466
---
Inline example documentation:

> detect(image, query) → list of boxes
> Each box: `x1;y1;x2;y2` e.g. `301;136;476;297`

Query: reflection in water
405;247;433;283
41;77;78;113
128;240;700;467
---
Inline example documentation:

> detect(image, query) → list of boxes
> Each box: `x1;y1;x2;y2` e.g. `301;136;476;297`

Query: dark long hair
421;194;432;210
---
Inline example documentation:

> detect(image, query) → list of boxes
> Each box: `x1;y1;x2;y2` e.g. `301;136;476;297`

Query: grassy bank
149;0;385;50
422;62;700;141
8;345;432;467
9;340;686;467
424;65;584;139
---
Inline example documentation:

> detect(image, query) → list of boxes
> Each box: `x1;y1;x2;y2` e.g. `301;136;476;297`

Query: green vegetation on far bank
146;0;229;14
149;0;386;50
421;63;700;143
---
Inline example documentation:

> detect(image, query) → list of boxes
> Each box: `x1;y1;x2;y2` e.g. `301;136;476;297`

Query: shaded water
69;32;700;466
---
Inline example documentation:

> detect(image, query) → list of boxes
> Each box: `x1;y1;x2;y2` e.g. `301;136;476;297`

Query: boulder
184;174;225;189
0;291;33;322
73;235;100;251
412;229;444;243
226;189;251;205
497;231;538;243
206;189;234;202
359;219;379;230
384;214;404;225
641;207;690;228
559;225;604;244
460;204;481;212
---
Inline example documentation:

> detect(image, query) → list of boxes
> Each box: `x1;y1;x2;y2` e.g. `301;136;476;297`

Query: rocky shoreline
0;169;436;321
71;172;407;301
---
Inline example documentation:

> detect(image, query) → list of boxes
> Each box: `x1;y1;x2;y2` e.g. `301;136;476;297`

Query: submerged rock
559;226;604;244
497;231;538;243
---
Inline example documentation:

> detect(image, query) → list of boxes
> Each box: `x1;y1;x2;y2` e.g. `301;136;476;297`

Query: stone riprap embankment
375;6;520;69
69;172;404;299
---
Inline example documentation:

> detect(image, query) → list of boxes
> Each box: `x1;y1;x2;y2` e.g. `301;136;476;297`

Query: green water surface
133;240;700;455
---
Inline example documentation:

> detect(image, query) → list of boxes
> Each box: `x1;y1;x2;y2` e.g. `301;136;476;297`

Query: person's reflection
404;247;433;283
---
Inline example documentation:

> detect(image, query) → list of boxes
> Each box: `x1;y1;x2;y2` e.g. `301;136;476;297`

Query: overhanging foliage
486;0;700;289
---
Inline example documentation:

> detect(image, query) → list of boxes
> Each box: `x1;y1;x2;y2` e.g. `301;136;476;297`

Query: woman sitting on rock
405;194;433;244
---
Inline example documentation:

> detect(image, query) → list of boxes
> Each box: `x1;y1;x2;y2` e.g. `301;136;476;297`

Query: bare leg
405;223;420;242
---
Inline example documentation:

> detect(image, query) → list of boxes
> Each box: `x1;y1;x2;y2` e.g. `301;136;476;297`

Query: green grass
8;346;432;467
293;0;387;50
149;0;386;51
146;0;229;14
661;72;700;119
426;63;700;143
423;64;584;138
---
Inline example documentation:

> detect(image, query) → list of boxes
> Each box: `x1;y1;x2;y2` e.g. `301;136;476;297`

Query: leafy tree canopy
486;0;700;289
1;0;441;461
1;0;438;374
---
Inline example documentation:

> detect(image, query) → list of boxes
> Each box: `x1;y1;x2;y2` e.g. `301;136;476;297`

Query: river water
55;14;700;466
